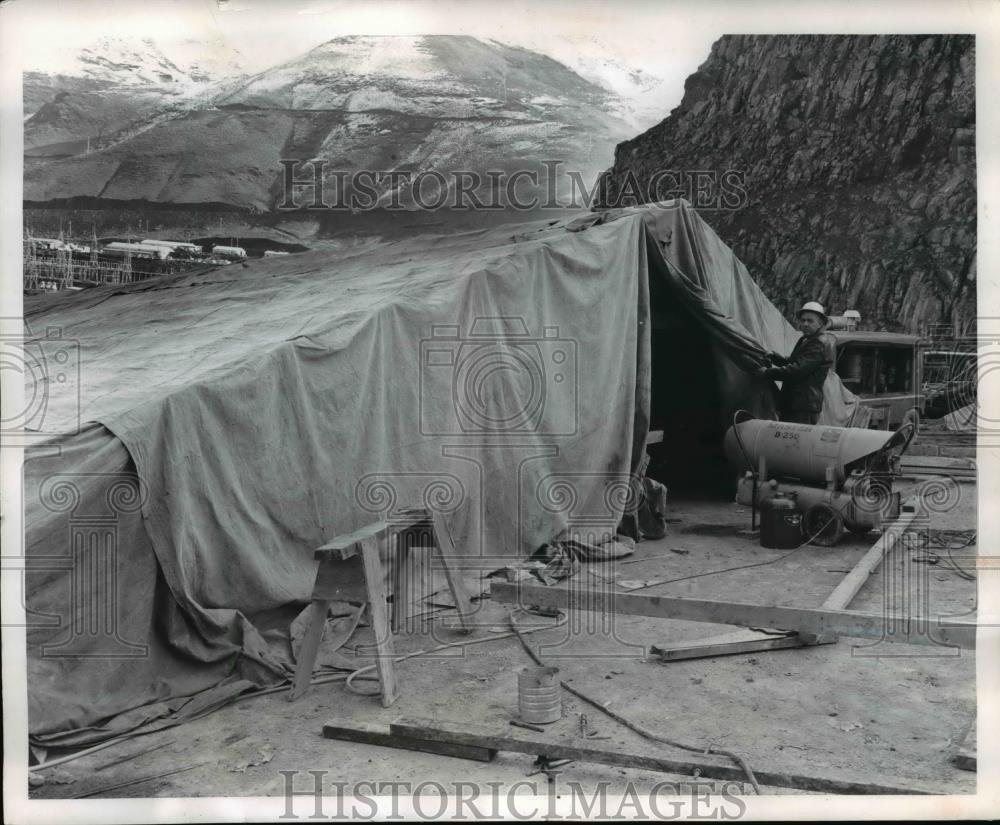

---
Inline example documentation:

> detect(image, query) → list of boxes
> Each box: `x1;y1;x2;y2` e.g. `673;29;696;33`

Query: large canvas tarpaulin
22;200;860;744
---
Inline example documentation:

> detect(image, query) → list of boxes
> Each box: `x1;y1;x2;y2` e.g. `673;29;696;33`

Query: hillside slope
24;36;248;153
24;35;631;212
598;35;975;334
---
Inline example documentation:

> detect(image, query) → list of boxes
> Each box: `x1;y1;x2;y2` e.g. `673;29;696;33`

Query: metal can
517;666;561;724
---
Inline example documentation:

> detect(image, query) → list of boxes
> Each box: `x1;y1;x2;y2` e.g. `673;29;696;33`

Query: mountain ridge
24;35;631;215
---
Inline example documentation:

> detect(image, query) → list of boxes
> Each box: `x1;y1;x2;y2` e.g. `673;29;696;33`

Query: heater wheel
803;503;844;547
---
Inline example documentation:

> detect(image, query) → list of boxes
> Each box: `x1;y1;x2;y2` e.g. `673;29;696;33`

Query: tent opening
646;299;733;499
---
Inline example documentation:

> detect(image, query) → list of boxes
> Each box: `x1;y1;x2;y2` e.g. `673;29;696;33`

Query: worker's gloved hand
754;365;770;377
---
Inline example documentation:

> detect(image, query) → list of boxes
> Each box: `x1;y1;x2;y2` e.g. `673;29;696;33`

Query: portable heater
723;415;914;545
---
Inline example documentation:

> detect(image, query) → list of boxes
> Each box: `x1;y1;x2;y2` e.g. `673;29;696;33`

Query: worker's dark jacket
763;332;833;414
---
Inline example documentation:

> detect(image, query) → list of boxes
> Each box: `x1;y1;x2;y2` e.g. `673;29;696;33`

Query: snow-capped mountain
521;37;672;131
25;35;632;212
24;35;248;152
33;35;247;89
216;35;614;115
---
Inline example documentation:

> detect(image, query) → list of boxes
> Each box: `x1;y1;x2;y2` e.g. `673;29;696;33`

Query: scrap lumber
323;719;496;762
650;629;806;662
489;581;975;649
389;717;941;794
953;720;977;772
900;455;976;477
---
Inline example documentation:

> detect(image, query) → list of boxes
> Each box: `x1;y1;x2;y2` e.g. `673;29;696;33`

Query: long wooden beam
823;502;918;611
489;581;975;649
390;717;942;795
798;498;918;644
323;719;496;762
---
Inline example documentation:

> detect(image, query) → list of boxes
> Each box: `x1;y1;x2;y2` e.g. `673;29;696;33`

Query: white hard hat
798;301;827;320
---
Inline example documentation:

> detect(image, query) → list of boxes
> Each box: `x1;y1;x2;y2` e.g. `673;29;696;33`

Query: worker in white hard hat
754;301;833;425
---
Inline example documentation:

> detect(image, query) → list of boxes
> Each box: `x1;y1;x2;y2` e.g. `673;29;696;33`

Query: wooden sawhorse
289;508;473;705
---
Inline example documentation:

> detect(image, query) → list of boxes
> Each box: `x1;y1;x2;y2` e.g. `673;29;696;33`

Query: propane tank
723;419;908;486
759;492;801;549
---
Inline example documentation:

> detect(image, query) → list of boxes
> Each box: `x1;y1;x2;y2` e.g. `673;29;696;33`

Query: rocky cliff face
599;35;975;335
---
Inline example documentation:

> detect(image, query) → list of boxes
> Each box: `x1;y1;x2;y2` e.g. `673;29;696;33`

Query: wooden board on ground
323;719;496;762
650;629;817;662
389;717;944;794
489;582;976;649
953;719;977;772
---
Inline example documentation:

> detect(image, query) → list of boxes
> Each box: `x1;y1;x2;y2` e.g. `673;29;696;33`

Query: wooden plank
799;499;919;645
902;455;976;470
824;500;918;610
897;473;976;484
359;535;399;707
390;717;940;795
650;629;815;662
288;599;331;702
323;719;496;762
316;523;392;557
953;719;977;772
489;582;976;649
315;544;360;562
316;509;429;558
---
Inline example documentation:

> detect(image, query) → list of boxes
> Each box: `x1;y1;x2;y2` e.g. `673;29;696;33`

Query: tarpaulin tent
21;200;861;745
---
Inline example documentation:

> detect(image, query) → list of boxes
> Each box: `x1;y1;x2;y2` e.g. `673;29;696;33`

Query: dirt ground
30;474;978;804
